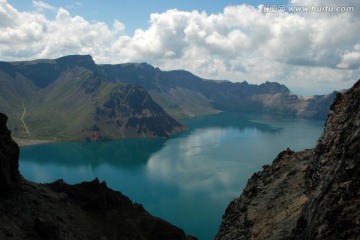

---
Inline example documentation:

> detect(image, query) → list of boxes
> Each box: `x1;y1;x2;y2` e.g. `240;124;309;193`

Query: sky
1;0;359;95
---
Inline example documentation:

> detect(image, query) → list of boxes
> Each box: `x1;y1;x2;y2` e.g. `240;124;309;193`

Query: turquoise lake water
19;112;325;240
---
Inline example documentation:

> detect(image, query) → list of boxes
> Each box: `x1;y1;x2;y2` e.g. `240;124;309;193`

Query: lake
19;112;325;240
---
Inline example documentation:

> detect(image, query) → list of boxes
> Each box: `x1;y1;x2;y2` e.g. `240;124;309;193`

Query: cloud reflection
20;138;166;168
146;126;262;199
20;161;95;183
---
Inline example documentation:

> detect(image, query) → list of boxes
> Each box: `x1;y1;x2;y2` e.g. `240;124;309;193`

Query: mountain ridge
0;55;336;141
99;58;336;119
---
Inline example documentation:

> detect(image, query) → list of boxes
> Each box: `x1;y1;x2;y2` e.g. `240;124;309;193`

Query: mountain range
100;61;337;119
0;55;336;141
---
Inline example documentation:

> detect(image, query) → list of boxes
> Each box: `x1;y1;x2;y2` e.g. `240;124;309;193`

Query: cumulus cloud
337;44;360;69
0;0;359;94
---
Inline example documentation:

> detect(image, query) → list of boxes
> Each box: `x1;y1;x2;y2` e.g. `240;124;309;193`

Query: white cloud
337;45;360;69
32;0;55;12
0;0;359;94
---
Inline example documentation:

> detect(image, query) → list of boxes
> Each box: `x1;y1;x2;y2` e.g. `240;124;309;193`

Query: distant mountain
215;79;360;239
99;62;337;119
0;55;184;141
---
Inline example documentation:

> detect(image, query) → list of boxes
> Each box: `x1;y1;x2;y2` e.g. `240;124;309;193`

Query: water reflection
182;112;282;133
20;112;280;170
147;127;264;199
20;138;166;168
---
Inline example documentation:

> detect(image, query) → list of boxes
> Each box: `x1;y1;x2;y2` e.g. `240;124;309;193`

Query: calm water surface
19;112;325;240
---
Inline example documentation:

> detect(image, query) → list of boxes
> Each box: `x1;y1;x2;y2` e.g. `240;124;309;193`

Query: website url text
260;5;354;13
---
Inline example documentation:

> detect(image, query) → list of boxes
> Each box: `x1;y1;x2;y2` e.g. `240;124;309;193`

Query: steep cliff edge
216;79;360;240
0;112;195;240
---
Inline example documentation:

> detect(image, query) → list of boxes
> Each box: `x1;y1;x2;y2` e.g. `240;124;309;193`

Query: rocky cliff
0;112;195;240
215;79;360;240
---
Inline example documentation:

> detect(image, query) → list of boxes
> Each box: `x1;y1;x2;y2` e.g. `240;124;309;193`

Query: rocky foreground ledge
216;79;360;240
0;113;196;240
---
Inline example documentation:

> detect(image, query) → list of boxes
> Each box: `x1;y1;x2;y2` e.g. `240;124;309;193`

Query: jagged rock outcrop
0;113;196;240
0;113;22;193
216;79;360;240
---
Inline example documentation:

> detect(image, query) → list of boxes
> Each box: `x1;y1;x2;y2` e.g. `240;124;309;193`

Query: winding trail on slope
21;102;30;135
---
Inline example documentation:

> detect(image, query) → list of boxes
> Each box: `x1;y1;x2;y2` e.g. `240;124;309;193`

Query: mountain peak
55;54;96;69
259;81;290;94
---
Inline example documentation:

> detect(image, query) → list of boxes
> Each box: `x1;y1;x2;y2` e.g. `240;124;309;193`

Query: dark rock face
0;113;22;193
0;179;194;240
0;113;195;240
216;79;360;240
47;178;132;211
45;178;192;240
291;80;360;239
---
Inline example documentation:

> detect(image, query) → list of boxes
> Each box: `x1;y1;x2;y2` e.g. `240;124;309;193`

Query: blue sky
1;0;360;95
9;0;289;35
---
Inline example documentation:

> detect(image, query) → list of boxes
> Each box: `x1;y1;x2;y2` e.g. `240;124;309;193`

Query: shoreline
12;137;58;147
